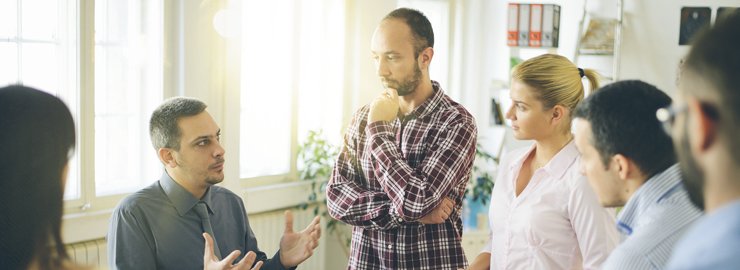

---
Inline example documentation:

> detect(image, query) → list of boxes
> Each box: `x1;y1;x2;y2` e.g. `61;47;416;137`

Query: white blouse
483;141;619;270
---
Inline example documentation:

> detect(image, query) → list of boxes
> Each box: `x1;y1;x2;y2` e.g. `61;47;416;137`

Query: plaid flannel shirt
326;81;477;269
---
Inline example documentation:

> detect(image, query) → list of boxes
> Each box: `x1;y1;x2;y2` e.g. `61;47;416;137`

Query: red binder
529;4;543;47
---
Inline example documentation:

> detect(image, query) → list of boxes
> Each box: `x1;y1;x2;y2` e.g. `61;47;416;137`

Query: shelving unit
573;0;624;84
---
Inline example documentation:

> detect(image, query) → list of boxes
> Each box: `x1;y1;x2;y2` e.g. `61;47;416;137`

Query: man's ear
158;148;178;168
419;47;434;69
612;154;632;180
687;98;718;153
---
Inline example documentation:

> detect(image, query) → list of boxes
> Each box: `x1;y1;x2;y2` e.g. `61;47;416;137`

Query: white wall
619;0;739;96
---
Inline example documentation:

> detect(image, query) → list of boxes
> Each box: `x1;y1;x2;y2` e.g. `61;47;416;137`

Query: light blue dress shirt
602;164;702;270
667;200;740;270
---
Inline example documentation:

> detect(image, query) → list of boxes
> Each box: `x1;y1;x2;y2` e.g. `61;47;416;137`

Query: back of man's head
383;8;434;56
150;97;207;150
574;80;675;178
683;10;740;163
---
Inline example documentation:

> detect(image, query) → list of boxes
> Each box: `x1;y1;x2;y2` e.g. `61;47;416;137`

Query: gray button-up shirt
108;172;290;270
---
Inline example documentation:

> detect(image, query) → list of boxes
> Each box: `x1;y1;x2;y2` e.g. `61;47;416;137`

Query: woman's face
506;79;557;140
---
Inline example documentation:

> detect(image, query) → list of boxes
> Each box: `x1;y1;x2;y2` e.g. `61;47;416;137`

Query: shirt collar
159;171;216;216
404;80;445;120
617;164;683;235
508;140;579;180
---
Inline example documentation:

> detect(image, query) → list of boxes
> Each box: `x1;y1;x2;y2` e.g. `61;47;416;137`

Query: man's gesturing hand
203;233;263;270
278;211;322;268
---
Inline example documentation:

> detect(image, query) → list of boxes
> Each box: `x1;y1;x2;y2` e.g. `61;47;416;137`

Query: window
0;0;80;199
240;0;345;180
3;0;163;208
94;0;163;196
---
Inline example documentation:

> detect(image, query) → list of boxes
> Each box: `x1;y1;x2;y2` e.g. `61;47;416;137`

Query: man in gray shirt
108;97;321;270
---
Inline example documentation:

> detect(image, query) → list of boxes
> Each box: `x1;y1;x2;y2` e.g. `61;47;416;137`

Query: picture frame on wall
679;7;711;45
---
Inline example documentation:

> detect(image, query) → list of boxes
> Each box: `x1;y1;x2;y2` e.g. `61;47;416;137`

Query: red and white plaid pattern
327;81;477;269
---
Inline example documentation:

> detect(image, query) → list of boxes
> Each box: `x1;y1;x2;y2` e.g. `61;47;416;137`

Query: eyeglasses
656;103;688;135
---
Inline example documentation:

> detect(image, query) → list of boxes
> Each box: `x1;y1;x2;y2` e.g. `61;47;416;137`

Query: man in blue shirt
108;97;321;270
573;80;702;269
663;11;740;270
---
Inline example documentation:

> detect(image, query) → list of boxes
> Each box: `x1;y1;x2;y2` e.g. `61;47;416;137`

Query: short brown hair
149;97;207;150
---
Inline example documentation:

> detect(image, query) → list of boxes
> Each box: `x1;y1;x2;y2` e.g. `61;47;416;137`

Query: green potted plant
467;144;497;204
297;130;338;213
296;130;351;254
463;143;497;230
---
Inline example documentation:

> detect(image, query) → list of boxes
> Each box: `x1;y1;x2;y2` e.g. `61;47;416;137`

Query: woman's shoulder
556;158;586;188
499;145;533;166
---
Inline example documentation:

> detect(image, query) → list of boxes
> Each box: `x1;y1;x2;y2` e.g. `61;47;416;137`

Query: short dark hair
0;85;76;269
150;97;207;150
683;10;740;162
384;7;434;56
574;80;676;178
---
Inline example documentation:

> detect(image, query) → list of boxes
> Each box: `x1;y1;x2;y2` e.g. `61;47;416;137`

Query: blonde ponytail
511;54;600;112
582;68;600;95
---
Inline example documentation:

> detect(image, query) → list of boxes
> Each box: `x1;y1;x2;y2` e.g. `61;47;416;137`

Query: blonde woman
469;54;619;270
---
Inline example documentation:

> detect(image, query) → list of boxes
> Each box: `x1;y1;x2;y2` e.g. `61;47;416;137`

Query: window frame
61;0;168;214
61;0;176;243
236;0;347;188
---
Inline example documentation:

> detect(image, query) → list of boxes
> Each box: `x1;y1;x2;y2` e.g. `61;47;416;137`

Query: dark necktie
194;201;221;259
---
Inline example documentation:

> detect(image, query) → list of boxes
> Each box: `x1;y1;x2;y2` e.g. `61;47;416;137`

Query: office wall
481;0;739;97
619;0;739;95
474;0;738;153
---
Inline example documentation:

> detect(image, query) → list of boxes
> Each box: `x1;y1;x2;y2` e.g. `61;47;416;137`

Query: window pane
21;0;58;41
296;0;344;145
0;43;18;86
0;0;17;38
10;0;80;200
20;43;58;94
240;1;295;178
94;0;163;195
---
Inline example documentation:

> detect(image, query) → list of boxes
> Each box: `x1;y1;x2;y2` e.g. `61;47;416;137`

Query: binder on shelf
507;3;519;46
529;4;543;47
542;4;560;47
518;4;530;46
